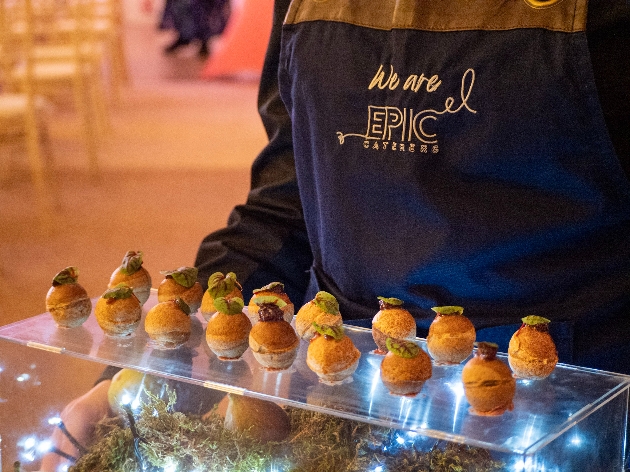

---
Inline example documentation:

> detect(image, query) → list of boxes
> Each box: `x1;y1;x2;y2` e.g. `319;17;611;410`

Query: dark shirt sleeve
194;0;313;306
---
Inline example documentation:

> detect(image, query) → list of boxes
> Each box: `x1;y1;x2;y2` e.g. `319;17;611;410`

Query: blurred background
0;0;272;468
0;0;273;326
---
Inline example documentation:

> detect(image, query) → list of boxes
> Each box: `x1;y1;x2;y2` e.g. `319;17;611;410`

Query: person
40;0;630;470
195;0;630;371
159;0;230;57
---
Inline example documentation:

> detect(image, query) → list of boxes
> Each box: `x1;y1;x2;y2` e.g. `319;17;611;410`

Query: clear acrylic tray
1;290;628;461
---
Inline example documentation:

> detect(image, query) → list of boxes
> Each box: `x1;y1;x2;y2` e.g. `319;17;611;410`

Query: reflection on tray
0;291;628;456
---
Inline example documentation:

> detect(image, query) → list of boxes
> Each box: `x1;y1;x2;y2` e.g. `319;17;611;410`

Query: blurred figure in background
159;0;230;57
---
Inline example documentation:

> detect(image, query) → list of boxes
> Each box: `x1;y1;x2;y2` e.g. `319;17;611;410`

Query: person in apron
38;2;629;470
196;0;630;374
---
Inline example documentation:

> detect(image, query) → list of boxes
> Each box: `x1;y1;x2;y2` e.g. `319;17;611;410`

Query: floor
0;17;268;471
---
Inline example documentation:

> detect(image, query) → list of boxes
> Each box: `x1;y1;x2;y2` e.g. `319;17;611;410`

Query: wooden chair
0;0;55;230
4;0;104;178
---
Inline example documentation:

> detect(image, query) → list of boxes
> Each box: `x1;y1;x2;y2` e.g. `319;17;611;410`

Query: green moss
70;387;506;472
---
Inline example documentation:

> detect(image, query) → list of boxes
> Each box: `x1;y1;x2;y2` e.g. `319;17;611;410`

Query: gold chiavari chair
0;0;55;230
5;0;106;178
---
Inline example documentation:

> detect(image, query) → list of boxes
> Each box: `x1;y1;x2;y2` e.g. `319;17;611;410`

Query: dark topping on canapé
251;295;287;322
475;342;498;361
257;303;285;322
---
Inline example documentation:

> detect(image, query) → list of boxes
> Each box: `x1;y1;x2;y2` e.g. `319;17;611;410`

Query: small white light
48;416;62;425
396;436;405;445
120;394;132;406
373;467;384;472
16;373;30;382
23;437;36;449
569;434;582;447
37;439;53;453
163;460;177;472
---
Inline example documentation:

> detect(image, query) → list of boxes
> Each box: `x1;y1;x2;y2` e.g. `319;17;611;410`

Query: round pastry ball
306;325;361;384
46;267;92;328
200;271;243;321
157;267;204;314
108;251;152;306
372;297;416;353
462;342;515;416
248;282;294;324
145;298;192;349
206;297;252;360
380;339;432;396
223;393;291;442
95;285;142;337
249;320;299;370
508;316;558;379
426;306;475;365
295;291;342;340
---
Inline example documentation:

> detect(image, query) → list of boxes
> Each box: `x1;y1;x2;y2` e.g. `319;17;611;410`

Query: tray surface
1;290;628;455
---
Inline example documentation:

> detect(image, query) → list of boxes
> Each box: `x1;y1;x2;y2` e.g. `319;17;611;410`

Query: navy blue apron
278;0;630;369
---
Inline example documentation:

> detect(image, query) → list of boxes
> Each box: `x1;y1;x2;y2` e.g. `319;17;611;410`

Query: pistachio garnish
313;291;340;315
377;296;404;309
214;297;245;315
161;267;198;288
173;297;192;316
120;250;144;276
312;322;344;341
385;338;420;358
102;283;135;300
207;271;241;298
52;266;80;286
521;315;551;326
431;306;464;316
250;295;287;309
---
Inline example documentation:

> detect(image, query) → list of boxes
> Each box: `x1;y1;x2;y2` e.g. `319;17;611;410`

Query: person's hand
38;380;112;472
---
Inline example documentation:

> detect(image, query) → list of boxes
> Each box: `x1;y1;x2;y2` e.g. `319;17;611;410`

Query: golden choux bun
200;271;243;321
206;297;252;360
426;306;475;365
249;320;299;370
295;291;342;340
157;267;204;314
462;342;515;416
306;326;361;384
372;297;416;353
95;285;142;337
144;299;192;349
508;316;558;379
380;339;432;396
46;266;92;328
108;251;152;305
